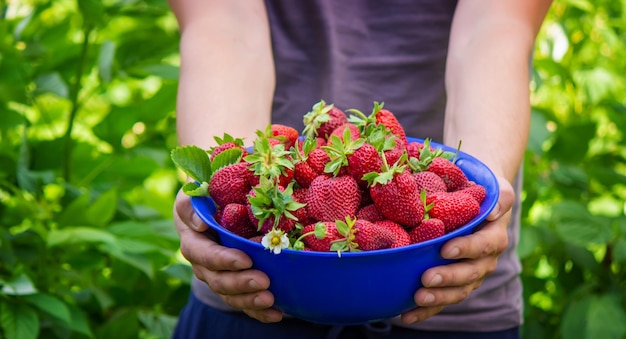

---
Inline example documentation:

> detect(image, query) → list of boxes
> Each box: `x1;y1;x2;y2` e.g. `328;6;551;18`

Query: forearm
170;0;275;148
444;0;551;182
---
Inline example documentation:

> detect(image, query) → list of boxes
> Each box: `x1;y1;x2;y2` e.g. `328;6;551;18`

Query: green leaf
35;72;69;98
552;201;612;247
170;145;212;183
587;294;626;339
98;40;116;84
47;227;119;249
211;147;244;173
1;273;38;296
561;296;591;339
162;264;193;285
612;238;626;264
182;181;209;196
0;302;39;339
138;311;178;339
86;188;118;227
66;303;94;338
77;0;105;27
138;64;180;80
23;294;71;326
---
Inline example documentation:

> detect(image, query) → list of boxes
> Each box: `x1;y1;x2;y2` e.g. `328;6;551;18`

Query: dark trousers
173;292;520;339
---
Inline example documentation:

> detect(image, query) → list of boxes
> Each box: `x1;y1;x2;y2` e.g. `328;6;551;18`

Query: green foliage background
0;0;624;338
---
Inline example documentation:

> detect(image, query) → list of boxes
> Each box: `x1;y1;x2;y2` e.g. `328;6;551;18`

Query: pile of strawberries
189;101;487;253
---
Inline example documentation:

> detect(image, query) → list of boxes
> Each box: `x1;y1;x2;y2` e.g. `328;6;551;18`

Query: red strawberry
367;170;424;227
413;171;447;195
292;138;321;188
292;188;316;225
372;102;407;146
302;221;342;252
408;218;445;243
248;235;264;243
428;192;480;232
406;141;424;159
375;220;411;248
427;157;469;192
352;219;395;251
220;203;259;238
347;143;383;188
383;137;406;166
247;185;299;233
356;204;385;222
328;123;361;144
302;100;348;139
209;162;253;207
456;182;487;204
271;123;299;150
307;148;331;175
305;175;361;222
209;134;248;161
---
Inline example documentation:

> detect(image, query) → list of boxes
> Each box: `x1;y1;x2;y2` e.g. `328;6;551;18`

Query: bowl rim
191;137;499;257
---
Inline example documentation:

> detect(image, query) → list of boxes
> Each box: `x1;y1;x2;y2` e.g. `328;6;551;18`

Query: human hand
400;177;516;324
173;189;284;323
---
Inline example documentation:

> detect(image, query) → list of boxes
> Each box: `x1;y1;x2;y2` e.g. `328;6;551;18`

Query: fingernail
447;247;460;259
429;274;442;287
190;213;207;232
248;279;261;290
253;295;268;307
488;203;501;220
423;293;435;304
405;315;419;324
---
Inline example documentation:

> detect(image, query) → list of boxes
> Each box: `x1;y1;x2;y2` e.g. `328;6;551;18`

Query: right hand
173;189;284;323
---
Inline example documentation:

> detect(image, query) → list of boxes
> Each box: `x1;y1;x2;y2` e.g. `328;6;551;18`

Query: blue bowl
191;137;499;325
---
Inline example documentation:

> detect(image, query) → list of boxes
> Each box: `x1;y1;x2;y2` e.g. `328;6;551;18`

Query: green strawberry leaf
181;181;209;196
211;148;244;173
170;145;212;183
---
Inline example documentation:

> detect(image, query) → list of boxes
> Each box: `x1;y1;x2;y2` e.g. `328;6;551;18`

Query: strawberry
301;221;342;252
456;181;487;204
372;102;408;146
247;178;305;233
428;192;480;232
365;161;424;227
248;235;264;243
328;123;361;144
292;187;316;226
356;204;385;222
408;218;445;243
271;123;299;150
413;171;447;195
375;220;411;248
209;134;248;161
331;217;395;252
427;157;469;192
220;203;259;238
305;175;361;222
302;100;348;139
209;162;253;207
245;134;295;187
383;136;406;166
307;148;331;175
291;138;320;188
347;143;383;188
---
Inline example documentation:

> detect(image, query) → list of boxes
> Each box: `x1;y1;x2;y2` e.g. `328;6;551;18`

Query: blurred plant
0;0;188;338
522;0;626;338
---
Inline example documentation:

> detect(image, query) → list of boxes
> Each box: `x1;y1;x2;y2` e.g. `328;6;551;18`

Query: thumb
486;177;515;222
174;189;209;232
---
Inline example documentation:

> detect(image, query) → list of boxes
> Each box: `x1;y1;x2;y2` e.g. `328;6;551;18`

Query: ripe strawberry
427;157;469;192
209;162;253;207
428;192;480;232
307;148;331;175
356;204;385;222
347;143;383;188
383;137;406;166
408;218;445;243
291;138;320;188
305;175;361;222
375;220;411;248
328;123;361;144
352;219;395;251
247;179;305;233
406;141;424;159
372;102;408;146
271;123;299;150
209;134;248;161
456;181;487;204
413;171;447;195
292;187;316;225
220;203;259;238
301;221;342;252
366;168;424;227
302;100;348;139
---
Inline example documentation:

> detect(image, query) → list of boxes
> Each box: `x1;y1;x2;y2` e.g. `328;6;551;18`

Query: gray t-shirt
192;0;523;332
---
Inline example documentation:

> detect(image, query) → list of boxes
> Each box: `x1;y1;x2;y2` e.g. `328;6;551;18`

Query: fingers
174;189;208;232
440;216;510;261
421;257;494;289
487;176;515;222
244;308;284;323
400;305;445;324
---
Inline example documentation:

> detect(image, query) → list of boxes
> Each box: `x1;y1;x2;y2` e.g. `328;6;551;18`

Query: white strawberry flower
262;228;290;254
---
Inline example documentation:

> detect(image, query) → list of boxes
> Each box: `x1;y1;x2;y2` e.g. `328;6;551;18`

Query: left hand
400;176;516;324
